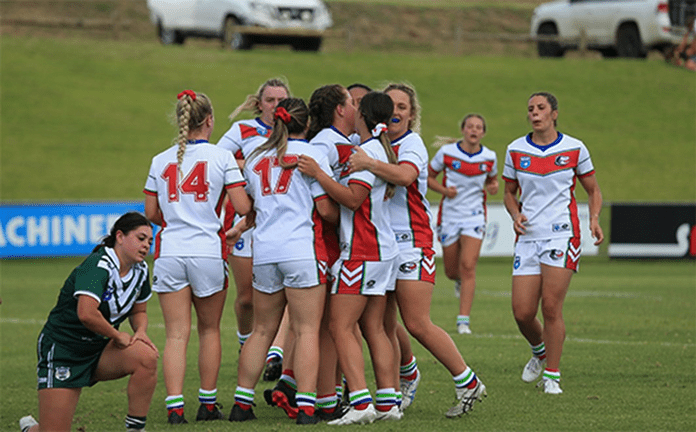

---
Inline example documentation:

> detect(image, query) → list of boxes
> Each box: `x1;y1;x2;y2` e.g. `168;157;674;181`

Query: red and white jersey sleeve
243;139;331;265
143;142;246;258
217;118;273;159
502;133;595;241
309;126;354;181
339;138;399;262
389;131;434;249
430;142;498;226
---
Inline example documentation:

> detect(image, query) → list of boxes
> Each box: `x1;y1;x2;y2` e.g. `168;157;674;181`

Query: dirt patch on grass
1;0;538;56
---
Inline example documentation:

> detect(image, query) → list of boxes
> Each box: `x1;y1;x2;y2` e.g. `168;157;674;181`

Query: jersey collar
330;125;351;141
456;141;483;157
390;129;413;145
255;117;273;130
525;132;564;151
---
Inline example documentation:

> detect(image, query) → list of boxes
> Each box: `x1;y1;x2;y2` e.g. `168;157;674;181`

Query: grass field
1;257;694;431
2;36;695;203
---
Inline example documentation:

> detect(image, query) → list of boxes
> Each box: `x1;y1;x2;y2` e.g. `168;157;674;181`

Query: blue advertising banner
0;202;156;258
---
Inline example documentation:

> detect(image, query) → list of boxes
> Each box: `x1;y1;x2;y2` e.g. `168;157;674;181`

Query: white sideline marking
478;290;663;302
3;318;693;348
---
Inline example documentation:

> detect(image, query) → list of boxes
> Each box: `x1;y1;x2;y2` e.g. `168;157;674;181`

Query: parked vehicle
146;0;333;51
530;0;696;58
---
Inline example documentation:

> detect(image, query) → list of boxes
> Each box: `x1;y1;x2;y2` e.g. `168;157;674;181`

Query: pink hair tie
371;123;388;137
275;106;291;124
177;90;197;101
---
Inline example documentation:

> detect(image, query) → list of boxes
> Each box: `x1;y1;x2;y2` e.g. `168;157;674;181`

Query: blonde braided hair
175;90;213;174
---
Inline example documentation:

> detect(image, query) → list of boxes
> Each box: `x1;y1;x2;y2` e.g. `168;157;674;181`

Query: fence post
579;27;588;57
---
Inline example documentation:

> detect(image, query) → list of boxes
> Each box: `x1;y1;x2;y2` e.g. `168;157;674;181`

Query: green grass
1;257;694;431
2;36;695;203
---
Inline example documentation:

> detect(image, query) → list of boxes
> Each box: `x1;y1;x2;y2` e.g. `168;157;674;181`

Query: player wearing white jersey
299;92;400;424
302;84;359;421
428;114;499;335
503;92;604;395
20;212;157;432
229;98;338;425
347;84;486;418
219;78;291;382
144;90;252;424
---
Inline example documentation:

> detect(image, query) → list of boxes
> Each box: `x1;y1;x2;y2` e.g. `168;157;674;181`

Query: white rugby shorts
252;260;327;294
331;258;398;296
152;257;228;297
437;214;486;247
512;236;581;276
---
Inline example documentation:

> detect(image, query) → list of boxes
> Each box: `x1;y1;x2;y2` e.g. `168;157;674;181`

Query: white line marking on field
3;318;692;348
478;290;663;301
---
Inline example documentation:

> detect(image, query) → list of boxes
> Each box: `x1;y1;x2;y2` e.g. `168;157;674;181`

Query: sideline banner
430;203;599;258
608;203;696;259
0;202;150;258
1;201;599;259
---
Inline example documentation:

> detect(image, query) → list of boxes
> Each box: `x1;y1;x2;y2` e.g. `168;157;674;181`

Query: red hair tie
275;106;291;124
177;90;197;101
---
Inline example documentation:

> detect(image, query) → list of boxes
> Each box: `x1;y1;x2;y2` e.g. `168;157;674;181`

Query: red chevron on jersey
420;249;436;283
509;149;580;176
338;260;365;295
566;236;581;271
239;123;271;140
444;155;495;176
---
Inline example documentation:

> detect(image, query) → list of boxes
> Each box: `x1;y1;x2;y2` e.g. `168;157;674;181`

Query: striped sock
400;355;419;381
317;393;338;413
198;388;217;407
237;330;251;347
234;386;255;409
375;388;397;412
266;346;283;363
279;370;297;390
349;389;373;410
395;391;403;407
165;394;184;411
531;342;547;361
296;392;317;415
125;415;146;430
335;384;343;402
543;368;560;382
453;367;478;390
457;315;470;326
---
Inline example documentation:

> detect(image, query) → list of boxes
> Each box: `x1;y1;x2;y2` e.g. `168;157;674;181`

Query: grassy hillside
1;35;695;203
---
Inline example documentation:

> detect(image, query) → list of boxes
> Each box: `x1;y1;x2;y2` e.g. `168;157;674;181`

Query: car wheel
223;16;252;50
537;23;564;58
291;36;322;52
157;20;184;45
616;24;646;58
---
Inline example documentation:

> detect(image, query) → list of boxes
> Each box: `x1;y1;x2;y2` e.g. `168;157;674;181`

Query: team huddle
20;79;604;431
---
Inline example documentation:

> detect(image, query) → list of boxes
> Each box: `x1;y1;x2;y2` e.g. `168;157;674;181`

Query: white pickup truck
531;0;696;57
146;0;333;51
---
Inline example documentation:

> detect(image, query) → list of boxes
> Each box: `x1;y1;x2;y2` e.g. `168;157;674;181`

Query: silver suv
531;0;695;58
147;0;333;51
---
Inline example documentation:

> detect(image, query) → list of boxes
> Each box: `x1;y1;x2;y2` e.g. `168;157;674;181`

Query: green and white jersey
42;246;151;347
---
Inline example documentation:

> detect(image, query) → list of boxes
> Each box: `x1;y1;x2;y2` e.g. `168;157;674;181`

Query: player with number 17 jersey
502;132;594;241
143;141;246;258
244;139;332;264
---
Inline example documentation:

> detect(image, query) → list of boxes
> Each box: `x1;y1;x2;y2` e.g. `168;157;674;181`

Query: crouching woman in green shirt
20;211;159;432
